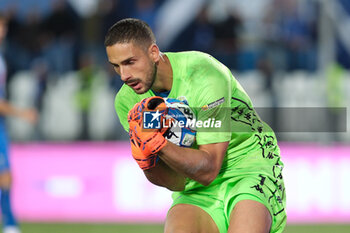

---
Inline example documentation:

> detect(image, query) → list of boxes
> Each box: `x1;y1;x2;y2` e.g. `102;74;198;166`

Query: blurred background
0;0;349;232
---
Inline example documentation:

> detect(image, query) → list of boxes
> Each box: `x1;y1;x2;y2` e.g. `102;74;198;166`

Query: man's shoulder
168;51;229;78
167;51;214;64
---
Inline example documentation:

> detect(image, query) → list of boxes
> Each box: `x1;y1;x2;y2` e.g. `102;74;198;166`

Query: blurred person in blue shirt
0;13;37;233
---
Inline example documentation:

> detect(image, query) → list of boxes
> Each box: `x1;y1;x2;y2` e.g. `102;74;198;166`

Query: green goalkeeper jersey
115;51;283;191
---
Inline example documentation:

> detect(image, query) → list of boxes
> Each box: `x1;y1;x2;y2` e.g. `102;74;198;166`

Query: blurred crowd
2;0;350;76
0;0;349;141
2;0;349;76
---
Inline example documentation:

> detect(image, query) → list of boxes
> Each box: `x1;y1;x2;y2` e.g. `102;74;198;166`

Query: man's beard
140;62;157;94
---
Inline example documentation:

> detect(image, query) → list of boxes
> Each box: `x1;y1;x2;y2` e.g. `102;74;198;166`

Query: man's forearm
0;101;20;117
158;142;223;186
0;101;37;123
144;159;186;191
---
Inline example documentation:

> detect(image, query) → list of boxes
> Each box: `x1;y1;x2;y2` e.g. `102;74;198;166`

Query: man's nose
120;66;131;82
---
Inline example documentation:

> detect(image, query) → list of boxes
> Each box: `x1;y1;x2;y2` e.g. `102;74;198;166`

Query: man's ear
149;44;160;63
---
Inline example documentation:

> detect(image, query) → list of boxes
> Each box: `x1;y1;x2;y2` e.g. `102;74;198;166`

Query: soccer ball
163;98;196;147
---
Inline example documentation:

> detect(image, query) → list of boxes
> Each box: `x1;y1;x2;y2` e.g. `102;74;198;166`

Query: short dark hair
104;18;156;49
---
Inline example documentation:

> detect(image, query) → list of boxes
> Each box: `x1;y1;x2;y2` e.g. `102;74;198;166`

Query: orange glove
128;120;167;170
127;96;170;170
128;96;167;125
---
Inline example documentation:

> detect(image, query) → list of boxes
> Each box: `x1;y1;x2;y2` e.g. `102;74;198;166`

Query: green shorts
170;173;286;233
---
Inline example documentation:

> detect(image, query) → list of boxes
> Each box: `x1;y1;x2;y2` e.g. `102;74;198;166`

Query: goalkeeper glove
128;96;167;125
128;120;167;170
127;96;170;170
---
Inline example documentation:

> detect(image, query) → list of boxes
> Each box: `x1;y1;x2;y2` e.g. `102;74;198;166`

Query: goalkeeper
105;18;286;233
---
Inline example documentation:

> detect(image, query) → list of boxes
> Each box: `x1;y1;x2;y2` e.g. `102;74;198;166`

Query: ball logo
143;110;162;129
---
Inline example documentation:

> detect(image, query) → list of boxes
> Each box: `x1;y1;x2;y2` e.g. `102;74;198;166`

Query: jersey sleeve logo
202;97;225;111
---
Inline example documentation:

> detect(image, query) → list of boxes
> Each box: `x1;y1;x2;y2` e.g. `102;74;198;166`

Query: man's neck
151;53;173;93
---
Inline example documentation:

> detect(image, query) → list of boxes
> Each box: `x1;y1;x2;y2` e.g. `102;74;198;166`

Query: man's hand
128;96;167;125
127;96;169;170
128;120;167;170
19;108;38;124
